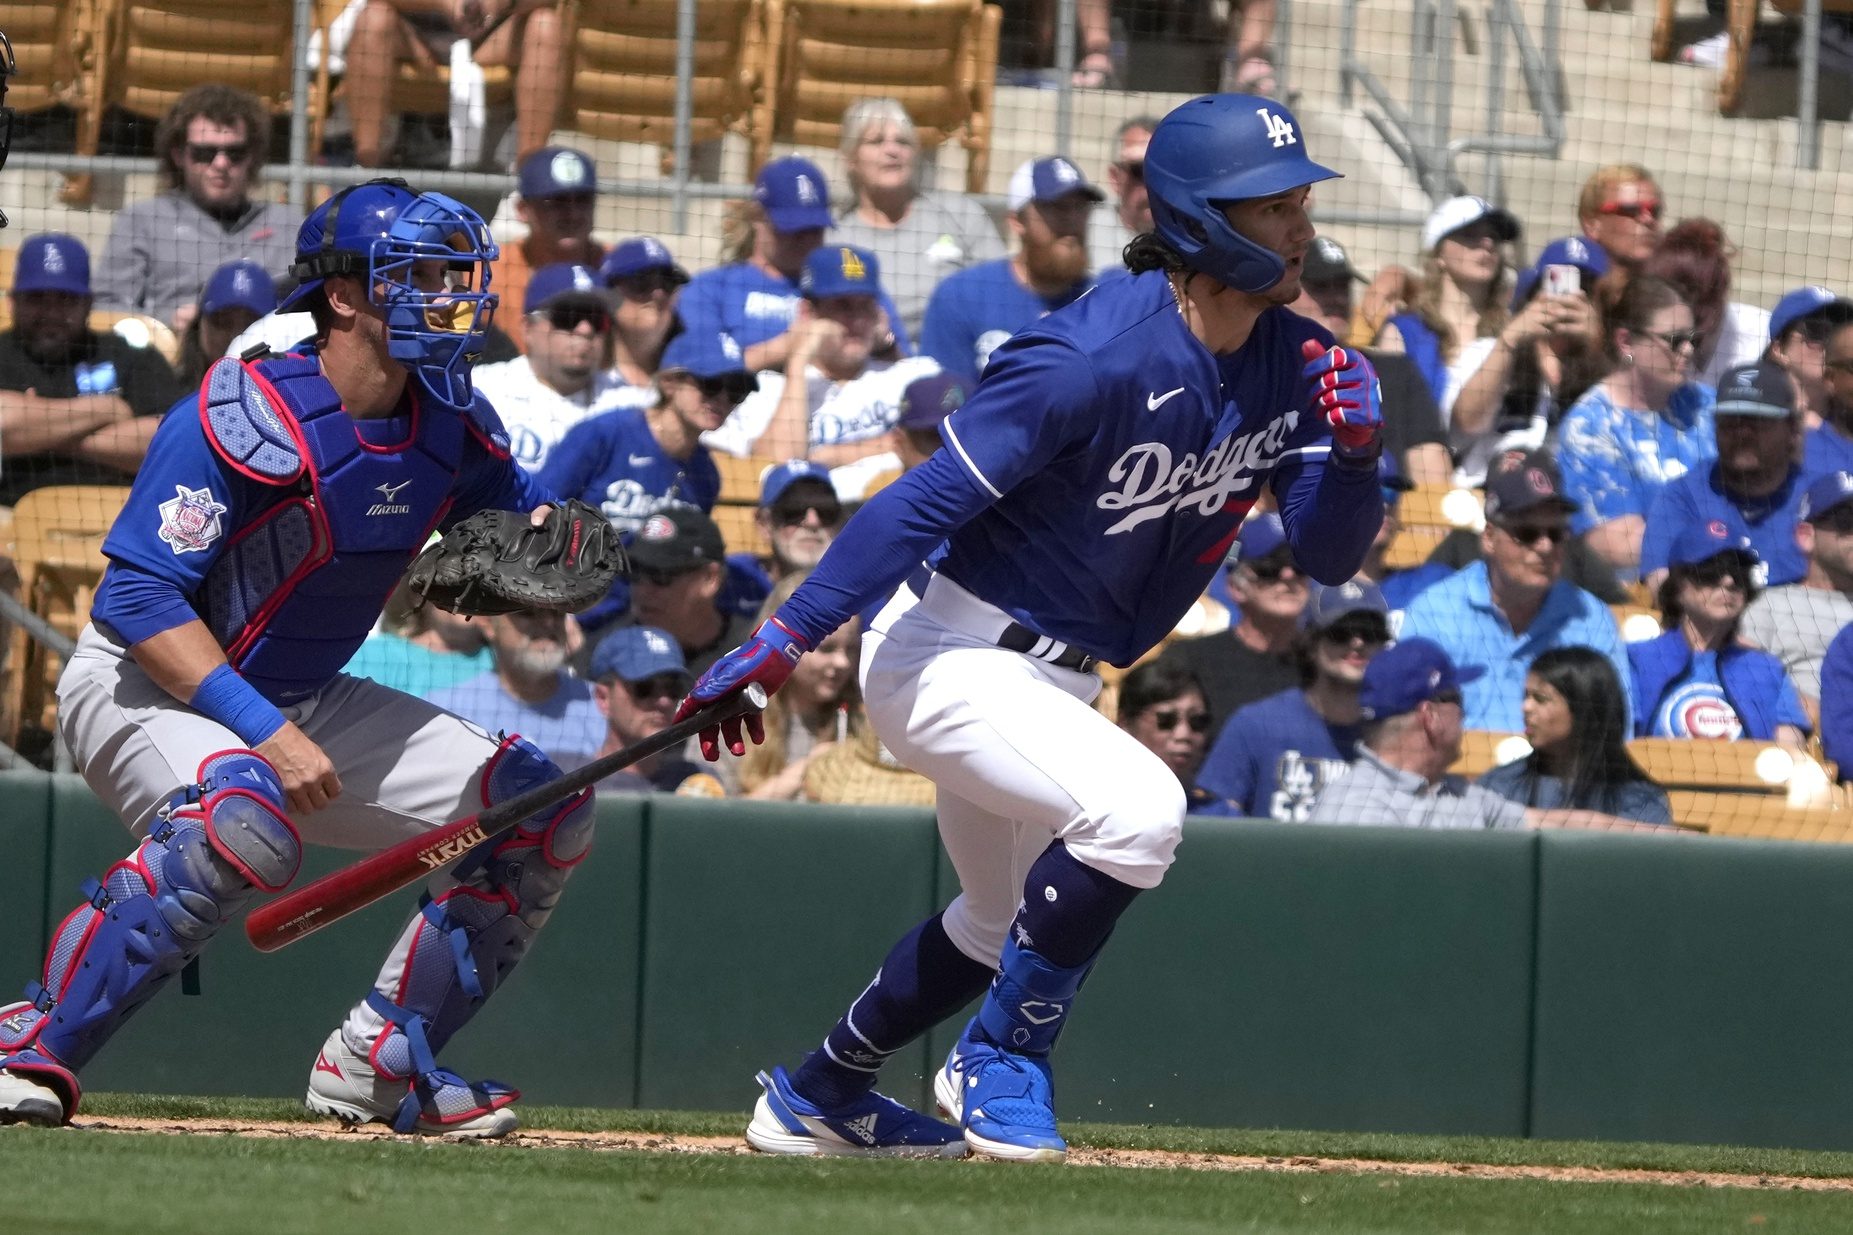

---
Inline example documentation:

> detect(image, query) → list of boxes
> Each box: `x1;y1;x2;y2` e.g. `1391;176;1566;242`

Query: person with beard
705;245;941;499
921;157;1102;383
490;147;606;353
424;606;605;770
0;233;185;505
1639;361;1808;589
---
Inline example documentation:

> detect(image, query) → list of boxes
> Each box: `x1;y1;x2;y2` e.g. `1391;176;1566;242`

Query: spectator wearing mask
0;233;185;505
588;625;721;795
1643;218;1770;389
176;259;277;387
829;97;1005;339
491;147;606;353
1400;455;1629;732
474;262;647;474
1630;524;1809;747
922;157;1100;383
1292;235;1450;485
425;607;605;769
94;84;297;332
598;237;689;393
1114;661;1220;815
1557;275;1716;577
1198;580;1390;821
1479;645;1672;824
1087;116;1159;276
1741;471;1853;717
1577;164;1664;277
1640;361;1807;589
1767;285;1853;431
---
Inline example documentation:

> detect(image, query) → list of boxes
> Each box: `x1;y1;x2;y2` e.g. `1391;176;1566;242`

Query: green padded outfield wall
11;773;1853;1151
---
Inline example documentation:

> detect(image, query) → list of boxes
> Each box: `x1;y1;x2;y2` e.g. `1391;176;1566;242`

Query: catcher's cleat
305;1028;518;1139
937;1020;1067;1163
0;1066;66;1127
745;1066;967;1158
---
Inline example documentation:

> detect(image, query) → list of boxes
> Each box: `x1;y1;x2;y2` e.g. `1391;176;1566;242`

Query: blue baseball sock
794;913;993;1111
1011;840;1143;967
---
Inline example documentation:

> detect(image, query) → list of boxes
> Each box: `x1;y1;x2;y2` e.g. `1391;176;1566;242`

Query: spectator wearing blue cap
491;146;605;353
342;0;568;173
473;262;651;474
177;259;278;386
721;458;847;629
1765;285;1853;432
1197;579;1391;820
0;233;186;505
93;85;298;332
599;237;689;388
1400;455;1630;732
1639;361;1807;591
1740;472;1853;719
539;327;734;535
829;98;1005;340
1156;512;1310;737
1307;637;1659;831
1438;235;1607;485
1629;523;1809;746
920;157;1102;383
679;158;911;376
425;606;606;770
890;371;969;476
706;244;942;499
1641;218;1769;389
1557;275;1716;576
588;625;720;795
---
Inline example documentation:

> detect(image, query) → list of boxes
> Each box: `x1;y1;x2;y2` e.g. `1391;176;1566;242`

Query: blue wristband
188;664;288;747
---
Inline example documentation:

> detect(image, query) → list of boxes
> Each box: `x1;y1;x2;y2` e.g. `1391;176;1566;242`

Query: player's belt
906;564;1100;674
995;623;1099;674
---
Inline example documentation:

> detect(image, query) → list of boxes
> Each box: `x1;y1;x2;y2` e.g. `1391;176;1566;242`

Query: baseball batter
0;179;592;1138
676;94;1387;1161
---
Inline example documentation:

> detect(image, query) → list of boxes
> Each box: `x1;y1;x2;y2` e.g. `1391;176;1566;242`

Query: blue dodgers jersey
539;407;721;534
932;270;1358;667
920;258;1092;382
677;262;912;354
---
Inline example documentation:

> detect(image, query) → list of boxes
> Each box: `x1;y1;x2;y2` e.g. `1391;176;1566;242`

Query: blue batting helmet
1143;94;1340;294
280;178;499;405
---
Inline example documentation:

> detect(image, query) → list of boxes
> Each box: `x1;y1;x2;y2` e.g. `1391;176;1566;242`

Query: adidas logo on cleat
844;1113;879;1144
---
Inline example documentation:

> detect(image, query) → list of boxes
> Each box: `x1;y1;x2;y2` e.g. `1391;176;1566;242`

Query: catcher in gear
0;179;604;1139
406;498;626;616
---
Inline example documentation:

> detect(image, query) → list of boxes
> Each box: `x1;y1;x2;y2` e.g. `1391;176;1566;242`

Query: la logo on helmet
1257;108;1297;149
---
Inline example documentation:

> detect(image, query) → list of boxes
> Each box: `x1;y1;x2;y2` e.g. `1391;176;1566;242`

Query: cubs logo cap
754;157;833;233
590;624;692;685
1358;637;1484;721
1712;360;1795;419
758;459;834;507
599;237;689;286
517;146;596;200
800;245;883;300
523;262;606;315
200;259;278;317
1421;195;1520;253
1769;285;1853;342
13;232;90;295
1007;156;1106;212
1510;235;1610;309
1667;520;1759;569
1800;471;1853;523
897;371;971;431
627;506;727;575
1481;450;1579;523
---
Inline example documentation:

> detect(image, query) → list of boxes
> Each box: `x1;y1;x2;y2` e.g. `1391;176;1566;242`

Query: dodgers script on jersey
539;407;721;534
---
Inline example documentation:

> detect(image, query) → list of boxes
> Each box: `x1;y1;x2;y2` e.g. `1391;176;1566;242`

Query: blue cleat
936;1020;1068;1163
745;1065;968;1158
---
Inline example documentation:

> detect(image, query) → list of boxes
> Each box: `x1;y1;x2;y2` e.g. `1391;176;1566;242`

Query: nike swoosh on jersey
1146;387;1186;411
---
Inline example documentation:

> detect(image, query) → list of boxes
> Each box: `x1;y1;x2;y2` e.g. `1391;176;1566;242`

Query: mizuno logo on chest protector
367;480;413;516
1096;411;1301;534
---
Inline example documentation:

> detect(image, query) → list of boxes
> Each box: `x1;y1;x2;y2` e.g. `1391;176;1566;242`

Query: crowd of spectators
15;76;1853;822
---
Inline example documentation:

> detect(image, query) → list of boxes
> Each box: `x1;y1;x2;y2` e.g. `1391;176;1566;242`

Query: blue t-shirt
538;407;721;536
776;271;1383;666
1638;464;1806;586
1803;422;1853;484
1197;688;1362;820
920;258;1093;382
676;261;910;355
1557;381;1717;534
1645;648;1808;740
1820;624;1853;770
425;671;606;767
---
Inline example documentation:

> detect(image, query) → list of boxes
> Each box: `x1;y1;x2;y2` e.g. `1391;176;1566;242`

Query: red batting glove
1300;338;1384;466
672;617;808;760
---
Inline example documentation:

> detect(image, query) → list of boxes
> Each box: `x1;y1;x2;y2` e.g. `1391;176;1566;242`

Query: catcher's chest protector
196;354;469;703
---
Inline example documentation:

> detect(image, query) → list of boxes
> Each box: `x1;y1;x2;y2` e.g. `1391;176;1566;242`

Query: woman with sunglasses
1628;525;1809;747
1557;275;1717;577
597;237;690;392
1575;164;1664;277
1642;218;1769;389
1113;662;1220;815
1479;645;1672;824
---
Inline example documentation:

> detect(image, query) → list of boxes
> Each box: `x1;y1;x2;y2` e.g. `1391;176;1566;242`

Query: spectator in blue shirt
1198;579;1390;820
1640;360;1806;589
920;156;1101;382
1113;661;1219;815
1817;621;1853;775
1805;313;1853;481
1400;453;1630;731
1557;275;1716;578
1629;522;1809;746
1766;285;1853;434
426;607;606;770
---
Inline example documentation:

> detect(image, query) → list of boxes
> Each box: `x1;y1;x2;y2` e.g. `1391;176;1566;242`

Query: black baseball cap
627;506;726;575
1303;236;1363;285
1482;451;1579;523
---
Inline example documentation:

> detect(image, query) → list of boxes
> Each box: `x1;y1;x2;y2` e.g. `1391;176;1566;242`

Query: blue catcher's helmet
279;178;499;405
1143;94;1341;294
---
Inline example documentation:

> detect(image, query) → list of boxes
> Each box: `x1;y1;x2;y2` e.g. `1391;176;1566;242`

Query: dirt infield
64;1115;1853;1192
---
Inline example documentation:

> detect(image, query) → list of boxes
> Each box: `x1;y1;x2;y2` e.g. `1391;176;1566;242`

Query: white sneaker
1678;31;1730;67
0;1068;65;1127
304;1029;518;1139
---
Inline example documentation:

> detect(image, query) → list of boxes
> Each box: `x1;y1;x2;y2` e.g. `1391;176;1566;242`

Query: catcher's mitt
405;499;626;616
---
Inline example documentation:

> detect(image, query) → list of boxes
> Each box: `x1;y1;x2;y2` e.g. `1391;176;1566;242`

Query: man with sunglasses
1197;579;1390;821
95;84;298;333
1741;472;1853;723
624;506;757;680
587;625;721;796
472;262;647;474
1401;453;1629;732
1087;116;1159;276
1767;286;1853;432
1639;361;1808;591
1576;164;1663;274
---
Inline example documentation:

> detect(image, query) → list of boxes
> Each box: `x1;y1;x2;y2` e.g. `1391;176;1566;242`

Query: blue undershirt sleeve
1272;452;1382;585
